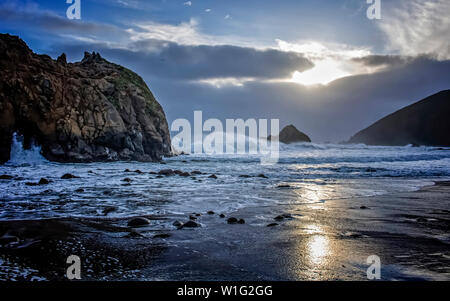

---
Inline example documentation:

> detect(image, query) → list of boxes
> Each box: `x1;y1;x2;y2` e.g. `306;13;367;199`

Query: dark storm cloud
0;5;127;38
0;5;314;80
124;40;313;79
51;39;314;80
351;55;411;67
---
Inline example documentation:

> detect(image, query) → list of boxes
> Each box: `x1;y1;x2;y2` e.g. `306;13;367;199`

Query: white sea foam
6;133;47;166
0;141;449;220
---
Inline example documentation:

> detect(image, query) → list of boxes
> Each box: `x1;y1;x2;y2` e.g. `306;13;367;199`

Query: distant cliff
269;125;311;144
349;90;450;146
0;34;172;164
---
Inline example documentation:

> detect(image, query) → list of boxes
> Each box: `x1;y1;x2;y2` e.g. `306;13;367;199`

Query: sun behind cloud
291;59;351;86
276;40;372;86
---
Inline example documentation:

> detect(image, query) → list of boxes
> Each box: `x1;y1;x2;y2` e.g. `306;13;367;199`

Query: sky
0;0;449;142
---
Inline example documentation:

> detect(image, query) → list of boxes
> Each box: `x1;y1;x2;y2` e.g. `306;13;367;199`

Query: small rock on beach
127;217;151;227
38;178;50;185
180;221;200;228
61;173;79;179
227;217;238;224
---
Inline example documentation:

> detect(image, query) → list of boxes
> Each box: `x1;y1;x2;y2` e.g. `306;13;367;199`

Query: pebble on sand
127;217;151;227
25;178;50;186
180;221;200;228
61;173;79;179
277;184;291;188
227;217;238;224
159;169;175;176
38;178;50;185
125;230;143;238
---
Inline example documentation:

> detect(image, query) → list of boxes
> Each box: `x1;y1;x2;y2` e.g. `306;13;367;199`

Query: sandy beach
1;181;449;281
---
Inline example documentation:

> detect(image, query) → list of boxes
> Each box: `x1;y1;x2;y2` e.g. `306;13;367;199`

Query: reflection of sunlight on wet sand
292;223;337;279
290;183;341;279
292;182;331;206
302;225;330;266
308;235;329;265
304;224;323;234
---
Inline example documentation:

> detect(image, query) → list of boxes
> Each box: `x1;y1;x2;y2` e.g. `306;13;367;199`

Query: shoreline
0;177;444;223
1;180;449;280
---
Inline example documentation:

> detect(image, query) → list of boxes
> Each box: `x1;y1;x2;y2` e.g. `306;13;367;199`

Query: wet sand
1;181;449;281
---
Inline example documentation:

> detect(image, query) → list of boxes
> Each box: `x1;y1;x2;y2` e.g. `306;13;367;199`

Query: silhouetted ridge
349;90;450;146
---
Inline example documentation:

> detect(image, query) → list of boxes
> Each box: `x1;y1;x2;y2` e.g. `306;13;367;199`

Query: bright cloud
126;19;266;48
183;1;192;7
127;19;210;46
276;40;371;60
197;77;255;88
378;0;450;60
290;59;350;86
276;40;374;85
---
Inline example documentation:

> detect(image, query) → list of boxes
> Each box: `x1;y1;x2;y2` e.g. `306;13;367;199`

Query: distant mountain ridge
349;90;450;146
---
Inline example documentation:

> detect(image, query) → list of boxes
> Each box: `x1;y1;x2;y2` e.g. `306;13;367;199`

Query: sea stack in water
268;125;311;144
0;34;172;164
349;90;450;146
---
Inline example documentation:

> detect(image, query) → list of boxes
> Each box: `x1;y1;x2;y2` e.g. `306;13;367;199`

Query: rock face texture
268;125;311;144
0;34;172;164
349;90;450;146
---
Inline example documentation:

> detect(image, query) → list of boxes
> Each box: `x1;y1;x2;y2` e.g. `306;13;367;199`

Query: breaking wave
6;133;47;166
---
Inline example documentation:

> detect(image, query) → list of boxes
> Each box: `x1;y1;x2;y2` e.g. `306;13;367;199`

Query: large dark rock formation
268;125;311;144
349;90;450;146
0;34;172;163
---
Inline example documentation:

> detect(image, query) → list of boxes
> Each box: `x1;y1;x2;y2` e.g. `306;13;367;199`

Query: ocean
1;134;450;222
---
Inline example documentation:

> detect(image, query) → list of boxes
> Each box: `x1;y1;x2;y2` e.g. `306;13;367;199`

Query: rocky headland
0;34;172;164
349;90;450;146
